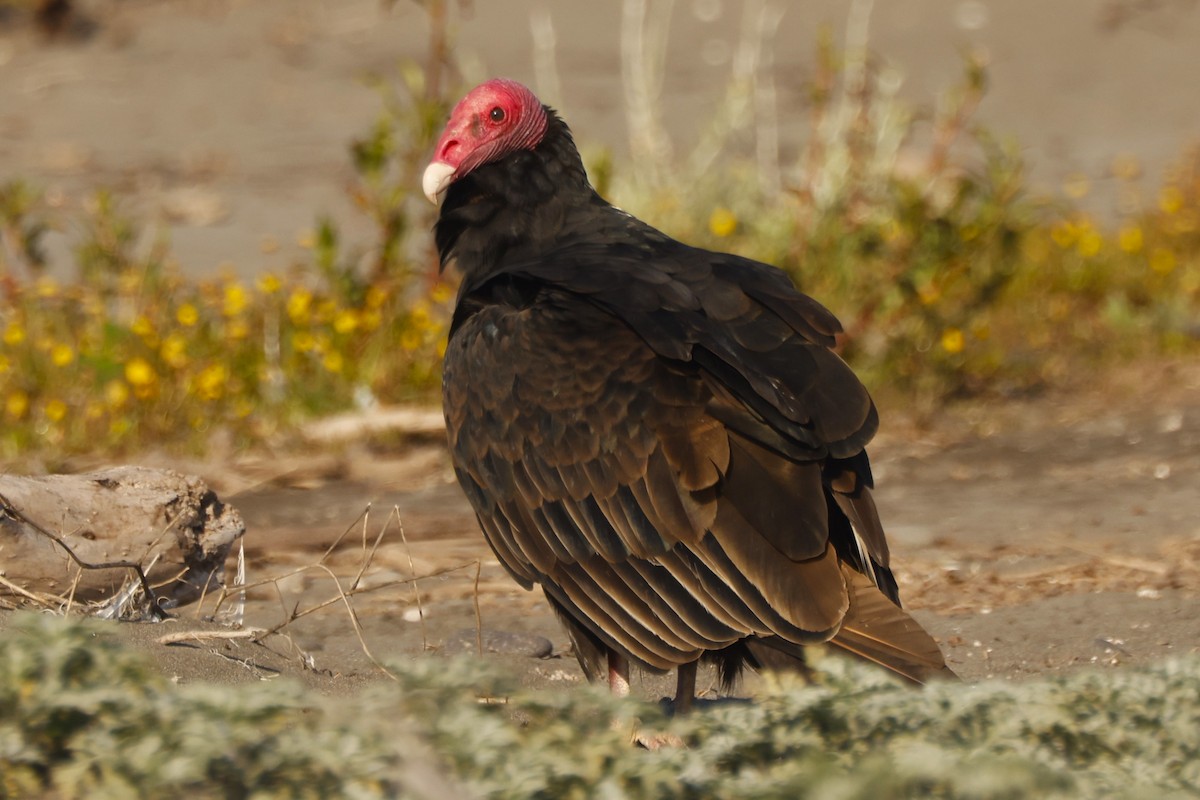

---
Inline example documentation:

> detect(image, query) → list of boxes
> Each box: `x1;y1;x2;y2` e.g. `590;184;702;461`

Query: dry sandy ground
0;1;1199;702
10;358;1192;705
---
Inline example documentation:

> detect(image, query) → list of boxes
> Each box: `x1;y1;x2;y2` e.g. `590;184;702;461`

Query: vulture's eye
489;106;506;123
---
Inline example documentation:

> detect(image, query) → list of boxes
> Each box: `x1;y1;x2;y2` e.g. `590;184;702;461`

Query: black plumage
426;79;954;708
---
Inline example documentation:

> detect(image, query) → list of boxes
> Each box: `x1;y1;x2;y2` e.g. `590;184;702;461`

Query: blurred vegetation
2;612;1199;798
0;64;455;459
0;15;1198;459
608;16;1200;408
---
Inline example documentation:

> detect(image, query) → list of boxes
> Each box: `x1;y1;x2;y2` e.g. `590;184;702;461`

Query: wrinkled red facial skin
431;78;549;180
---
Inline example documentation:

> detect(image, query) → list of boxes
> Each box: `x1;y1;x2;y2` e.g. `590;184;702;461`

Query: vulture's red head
422;79;549;204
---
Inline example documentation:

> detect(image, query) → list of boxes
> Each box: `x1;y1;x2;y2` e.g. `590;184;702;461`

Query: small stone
1160;411;1184;434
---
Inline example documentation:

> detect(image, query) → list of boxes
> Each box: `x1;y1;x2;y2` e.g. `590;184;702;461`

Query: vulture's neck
434;111;609;288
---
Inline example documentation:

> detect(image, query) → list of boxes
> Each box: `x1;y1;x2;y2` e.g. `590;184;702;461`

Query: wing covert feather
444;264;898;673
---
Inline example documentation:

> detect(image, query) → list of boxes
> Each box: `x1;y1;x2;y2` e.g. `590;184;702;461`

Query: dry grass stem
393;505;428;650
157;628;268;645
473;558;483;657
0;573;60;609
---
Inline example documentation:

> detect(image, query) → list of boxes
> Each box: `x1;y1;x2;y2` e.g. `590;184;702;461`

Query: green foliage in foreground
2;614;1199;799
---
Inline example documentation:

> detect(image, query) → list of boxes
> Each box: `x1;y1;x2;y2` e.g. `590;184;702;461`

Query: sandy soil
17;357;1190;705
1;1;1199;702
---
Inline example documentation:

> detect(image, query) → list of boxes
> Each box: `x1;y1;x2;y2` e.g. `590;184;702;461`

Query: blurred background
0;0;1198;457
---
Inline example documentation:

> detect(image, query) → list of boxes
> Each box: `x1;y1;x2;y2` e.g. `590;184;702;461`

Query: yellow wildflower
1050;220;1077;249
410;302;433;331
6;390;29;419
917;284;941;306
708;207;738;238
1149;247;1177;275
105;380;130;409
1159;186;1184;216
223;282;248;317
257;272;283;295
3;322;25;346
177;303;200;327
161;334;188;369
333;309;359;335
287;288;313;324
1076;227;1103;258
315;299;336;323
400;330;422;351
1117;224;1144;254
293;331;316;352
322;351;344;374
51;343;75;367
227;319;250;340
940;327;965;355
132;315;156;340
125;358;157;388
44;399;67;423
366;284;390;309
35;277;60;298
194;363;228;401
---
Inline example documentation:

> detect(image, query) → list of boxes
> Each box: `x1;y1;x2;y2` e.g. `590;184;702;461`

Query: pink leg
608;650;630;697
674;661;697;715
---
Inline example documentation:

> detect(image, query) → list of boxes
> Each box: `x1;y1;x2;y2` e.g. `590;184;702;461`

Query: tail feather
828;566;957;684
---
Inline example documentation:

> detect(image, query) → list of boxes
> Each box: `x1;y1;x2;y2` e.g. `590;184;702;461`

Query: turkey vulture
425;79;954;710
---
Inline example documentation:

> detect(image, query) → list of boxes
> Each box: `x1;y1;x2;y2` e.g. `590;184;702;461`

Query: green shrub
0;183;452;459
606;25;1199;407
2;613;1199;798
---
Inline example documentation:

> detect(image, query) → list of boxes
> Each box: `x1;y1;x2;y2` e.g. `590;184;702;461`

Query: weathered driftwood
300;404;445;444
0;466;244;614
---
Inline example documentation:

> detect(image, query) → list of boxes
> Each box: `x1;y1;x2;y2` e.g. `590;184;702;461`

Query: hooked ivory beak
422;161;456;205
